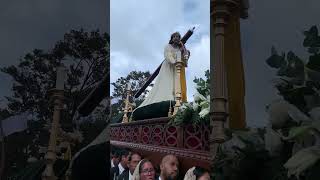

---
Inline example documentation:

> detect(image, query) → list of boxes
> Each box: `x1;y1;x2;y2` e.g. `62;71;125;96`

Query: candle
56;66;66;90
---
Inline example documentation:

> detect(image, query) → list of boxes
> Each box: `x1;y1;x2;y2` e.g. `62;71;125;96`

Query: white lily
199;108;209;118
267;99;303;128
284;146;320;179
193;92;206;102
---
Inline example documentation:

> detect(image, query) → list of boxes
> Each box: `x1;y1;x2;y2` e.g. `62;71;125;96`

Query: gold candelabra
42;66;66;180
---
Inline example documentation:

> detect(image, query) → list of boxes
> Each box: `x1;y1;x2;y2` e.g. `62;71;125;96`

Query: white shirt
118;163;125;175
129;171;133;180
158;177;162;180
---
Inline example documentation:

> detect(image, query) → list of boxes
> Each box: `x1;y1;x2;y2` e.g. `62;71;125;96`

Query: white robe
136;44;181;108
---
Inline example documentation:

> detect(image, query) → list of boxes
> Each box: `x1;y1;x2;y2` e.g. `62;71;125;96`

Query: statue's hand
183;54;189;67
183;50;190;64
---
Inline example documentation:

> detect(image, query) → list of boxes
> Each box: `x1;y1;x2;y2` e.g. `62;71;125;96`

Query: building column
210;0;241;162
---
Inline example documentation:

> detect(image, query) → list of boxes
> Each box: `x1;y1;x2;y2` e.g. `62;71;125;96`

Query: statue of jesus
132;32;190;120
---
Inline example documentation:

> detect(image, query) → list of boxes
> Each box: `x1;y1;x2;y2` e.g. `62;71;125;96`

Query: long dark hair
129;152;142;161
169;32;181;44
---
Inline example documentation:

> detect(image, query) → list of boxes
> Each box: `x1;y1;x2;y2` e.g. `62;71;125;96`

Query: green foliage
216;25;320;180
111;70;151;117
169;103;195;126
212;130;291;180
1;29;109;122
193;69;210;97
307;54;320;71
1;29;109;178
213;25;320;180
170;70;210;126
303;26;320;55
266;26;320;113
266;47;286;68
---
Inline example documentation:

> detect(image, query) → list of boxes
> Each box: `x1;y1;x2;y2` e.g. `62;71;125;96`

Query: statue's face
171;34;181;45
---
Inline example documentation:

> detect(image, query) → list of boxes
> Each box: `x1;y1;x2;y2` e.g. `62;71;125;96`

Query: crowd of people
110;147;210;180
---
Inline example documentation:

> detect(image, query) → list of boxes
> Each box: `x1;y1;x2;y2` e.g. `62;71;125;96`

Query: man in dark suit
111;148;130;180
111;147;120;168
118;152;142;180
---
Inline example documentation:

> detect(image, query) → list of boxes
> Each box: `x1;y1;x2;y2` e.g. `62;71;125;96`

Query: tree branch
70;59;96;121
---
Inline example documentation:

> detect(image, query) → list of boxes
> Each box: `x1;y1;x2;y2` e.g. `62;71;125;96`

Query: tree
193;69;210;97
111;70;152;117
2;29;109;123
263;25;320;180
266;25;320;113
0;29;109;178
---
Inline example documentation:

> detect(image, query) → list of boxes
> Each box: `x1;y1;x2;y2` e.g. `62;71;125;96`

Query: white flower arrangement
170;80;210;125
284;146;320;179
265;99;320;178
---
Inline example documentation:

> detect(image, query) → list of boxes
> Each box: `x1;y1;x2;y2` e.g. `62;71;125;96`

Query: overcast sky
0;0;109;108
241;0;320;127
1;1;319;127
110;0;210;106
